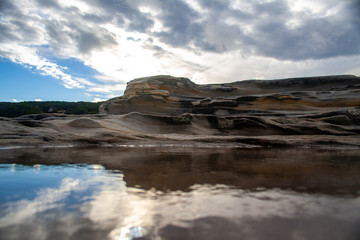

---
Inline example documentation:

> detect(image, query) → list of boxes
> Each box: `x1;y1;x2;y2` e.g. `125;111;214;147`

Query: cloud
44;19;117;56
186;0;360;60
0;177;81;227
246;1;360;60
155;1;204;47
92;97;106;103
0;0;95;89
0;0;359;99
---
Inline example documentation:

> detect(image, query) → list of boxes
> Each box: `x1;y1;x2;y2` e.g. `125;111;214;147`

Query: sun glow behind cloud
0;0;359;101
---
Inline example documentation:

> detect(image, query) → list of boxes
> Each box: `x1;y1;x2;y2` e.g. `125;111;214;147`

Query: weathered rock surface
1;75;360;149
100;75;360;115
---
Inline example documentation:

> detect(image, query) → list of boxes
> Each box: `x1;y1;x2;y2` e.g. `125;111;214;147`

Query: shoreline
2;134;360;150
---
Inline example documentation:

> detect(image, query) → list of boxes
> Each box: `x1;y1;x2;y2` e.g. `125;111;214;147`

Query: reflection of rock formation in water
2;147;360;196
1;148;360;240
0;75;360;148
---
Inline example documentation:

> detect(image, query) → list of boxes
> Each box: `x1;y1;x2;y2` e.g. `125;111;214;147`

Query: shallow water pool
0;147;360;240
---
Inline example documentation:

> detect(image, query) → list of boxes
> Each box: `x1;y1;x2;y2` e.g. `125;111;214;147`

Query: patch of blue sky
0;59;94;102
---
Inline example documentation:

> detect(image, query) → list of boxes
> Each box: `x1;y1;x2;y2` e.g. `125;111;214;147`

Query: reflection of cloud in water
124;185;360;226
1;166;360;240
0;177;81;227
88;184;360;239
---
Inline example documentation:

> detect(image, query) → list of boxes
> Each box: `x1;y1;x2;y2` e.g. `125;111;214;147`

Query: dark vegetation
0;101;102;117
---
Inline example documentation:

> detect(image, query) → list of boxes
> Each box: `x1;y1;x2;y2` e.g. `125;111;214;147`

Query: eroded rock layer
100;75;360;115
1;75;360;148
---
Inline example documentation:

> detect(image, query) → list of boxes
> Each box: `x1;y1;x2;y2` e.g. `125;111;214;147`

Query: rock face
100;75;360;115
1;75;360;149
97;75;360;140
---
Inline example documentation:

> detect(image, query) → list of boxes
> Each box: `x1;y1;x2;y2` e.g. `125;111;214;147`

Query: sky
0;0;359;102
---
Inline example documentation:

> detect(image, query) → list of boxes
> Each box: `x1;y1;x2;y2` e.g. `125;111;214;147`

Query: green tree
0;101;103;117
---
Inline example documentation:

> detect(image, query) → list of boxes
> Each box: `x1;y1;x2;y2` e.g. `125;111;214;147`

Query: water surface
0;147;360;240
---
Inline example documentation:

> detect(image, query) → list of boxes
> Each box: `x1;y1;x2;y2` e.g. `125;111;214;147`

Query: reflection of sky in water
0;164;360;240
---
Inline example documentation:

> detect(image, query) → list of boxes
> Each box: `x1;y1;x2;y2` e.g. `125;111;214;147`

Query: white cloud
92;97;106;102
286;0;341;17
0;0;359;99
0;43;87;89
87;83;127;94
0;177;82;227
191;54;360;84
34;98;42;102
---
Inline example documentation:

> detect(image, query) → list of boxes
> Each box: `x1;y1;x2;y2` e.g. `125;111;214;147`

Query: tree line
0;101;103;117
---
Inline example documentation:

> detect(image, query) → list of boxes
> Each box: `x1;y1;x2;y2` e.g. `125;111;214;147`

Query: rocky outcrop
95;74;360;138
99;75;360;115
1;75;360;149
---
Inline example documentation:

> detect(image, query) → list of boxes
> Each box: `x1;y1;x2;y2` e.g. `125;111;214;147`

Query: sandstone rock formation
100;75;360;115
97;75;360;137
1;75;360;149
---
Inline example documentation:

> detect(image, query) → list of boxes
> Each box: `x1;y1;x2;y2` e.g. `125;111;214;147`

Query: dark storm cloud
83;0;155;32
81;13;113;24
74;28;115;54
253;0;289;16
127;14;154;32
0;5;44;45
242;1;355;60
45;20;71;46
252;1;358;60
251;16;360;60
0;0;15;13
198;0;229;10
35;0;60;9
10;19;43;42
146;0;360;61
154;0;216;50
0;22;21;43
45;19;117;55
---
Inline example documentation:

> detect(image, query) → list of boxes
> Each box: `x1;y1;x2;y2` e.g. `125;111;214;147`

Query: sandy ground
1;111;360;149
